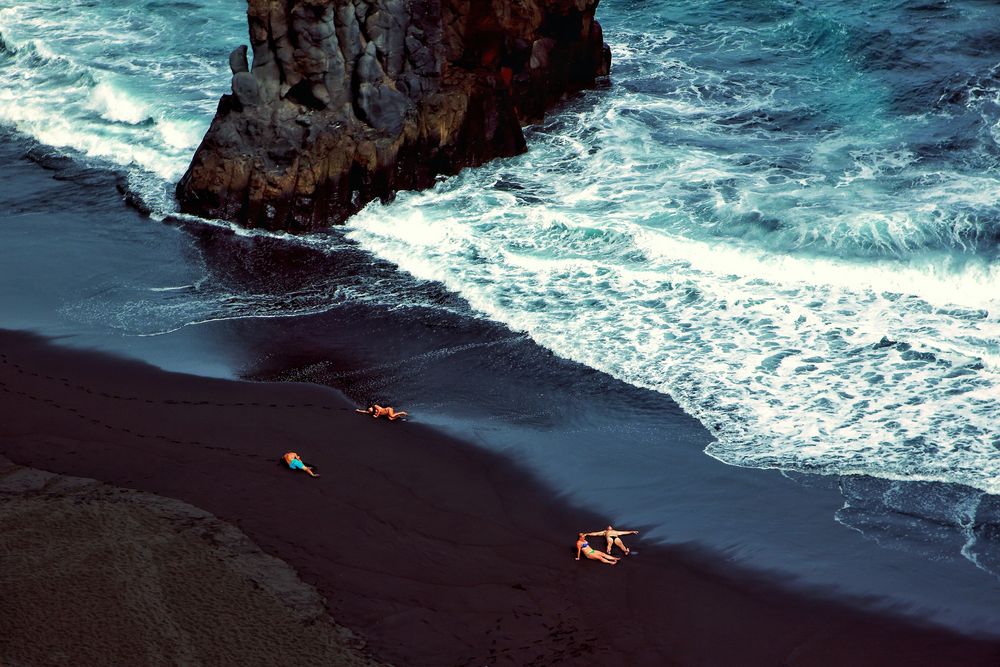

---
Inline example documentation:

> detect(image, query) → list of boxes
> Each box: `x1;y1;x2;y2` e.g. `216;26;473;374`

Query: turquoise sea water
350;1;1000;496
1;0;998;565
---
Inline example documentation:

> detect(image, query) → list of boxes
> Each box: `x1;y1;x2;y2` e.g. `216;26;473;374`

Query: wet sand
2;328;999;666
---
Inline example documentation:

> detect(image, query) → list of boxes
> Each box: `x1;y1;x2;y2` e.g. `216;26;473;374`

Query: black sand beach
4;133;1000;664
0;455;384;667
3;329;999;666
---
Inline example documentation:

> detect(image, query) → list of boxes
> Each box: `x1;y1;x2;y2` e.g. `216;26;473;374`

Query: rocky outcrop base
176;0;610;231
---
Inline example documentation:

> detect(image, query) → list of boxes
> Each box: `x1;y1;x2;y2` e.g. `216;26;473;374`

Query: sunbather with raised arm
583;525;639;555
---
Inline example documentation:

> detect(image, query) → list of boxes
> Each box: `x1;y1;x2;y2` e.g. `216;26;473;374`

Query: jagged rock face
176;0;610;231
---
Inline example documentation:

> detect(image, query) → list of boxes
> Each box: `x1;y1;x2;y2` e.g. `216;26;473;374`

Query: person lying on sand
282;451;319;477
583;526;639;555
576;533;619;565
356;404;408;421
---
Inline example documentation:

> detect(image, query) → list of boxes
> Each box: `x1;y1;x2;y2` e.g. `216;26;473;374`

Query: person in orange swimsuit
575;533;619;565
583;525;640;555
356;403;408;421
282;451;319;477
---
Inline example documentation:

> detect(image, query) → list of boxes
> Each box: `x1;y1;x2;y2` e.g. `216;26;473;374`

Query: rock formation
176;0;610;231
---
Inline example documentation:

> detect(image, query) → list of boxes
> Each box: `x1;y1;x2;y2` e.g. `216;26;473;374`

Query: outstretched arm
582;530;605;537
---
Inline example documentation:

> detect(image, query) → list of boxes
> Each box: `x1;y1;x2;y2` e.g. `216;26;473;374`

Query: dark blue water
1;0;1000;635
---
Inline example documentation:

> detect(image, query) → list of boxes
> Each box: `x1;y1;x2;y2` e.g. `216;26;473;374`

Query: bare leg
387;409;408;420
590;551;618;564
606;536;614;554
613;536;629;555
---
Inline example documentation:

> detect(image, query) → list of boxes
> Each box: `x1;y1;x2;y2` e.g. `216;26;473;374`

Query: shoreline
4;124;997;633
2;328;998;666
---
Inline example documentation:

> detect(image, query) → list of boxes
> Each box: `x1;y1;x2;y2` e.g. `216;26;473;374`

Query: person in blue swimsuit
576;533;619;565
282;451;319;477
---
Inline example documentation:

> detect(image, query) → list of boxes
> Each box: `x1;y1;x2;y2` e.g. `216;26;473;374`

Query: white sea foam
344;23;1000;495
348;192;1000;494
158;118;203;151
0;0;235;203
87;81;150;124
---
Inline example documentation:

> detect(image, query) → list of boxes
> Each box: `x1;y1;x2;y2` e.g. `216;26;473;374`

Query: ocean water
349;0;1000;496
0;0;240;210
1;0;999;586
